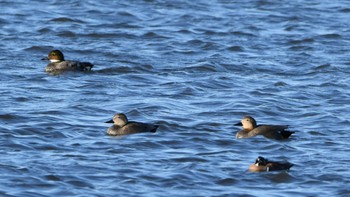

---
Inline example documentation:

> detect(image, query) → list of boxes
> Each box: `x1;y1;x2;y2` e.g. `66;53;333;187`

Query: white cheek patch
50;59;60;63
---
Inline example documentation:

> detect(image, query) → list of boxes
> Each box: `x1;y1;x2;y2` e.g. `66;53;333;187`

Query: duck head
42;50;65;63
234;116;257;130
105;113;128;127
255;156;268;166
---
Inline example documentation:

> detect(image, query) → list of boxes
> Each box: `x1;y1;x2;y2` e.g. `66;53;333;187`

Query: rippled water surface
1;0;350;196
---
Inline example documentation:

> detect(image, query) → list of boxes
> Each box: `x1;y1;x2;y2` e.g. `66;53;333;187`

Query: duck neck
50;59;62;63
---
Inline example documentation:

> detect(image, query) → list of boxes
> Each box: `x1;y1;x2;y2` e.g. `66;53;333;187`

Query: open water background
1;0;350;196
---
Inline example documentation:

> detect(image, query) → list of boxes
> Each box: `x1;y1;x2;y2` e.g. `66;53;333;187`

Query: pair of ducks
43;50;293;173
235;116;294;172
104;114;295;140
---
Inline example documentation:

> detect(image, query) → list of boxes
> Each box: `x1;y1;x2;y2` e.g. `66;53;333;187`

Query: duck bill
105;119;114;123
234;122;243;126
41;57;49;61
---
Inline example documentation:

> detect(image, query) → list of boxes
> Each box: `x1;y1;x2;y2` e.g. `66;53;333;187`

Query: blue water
1;0;350;196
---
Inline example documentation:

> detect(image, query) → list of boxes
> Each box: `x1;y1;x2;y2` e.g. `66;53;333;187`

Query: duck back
107;122;158;136
45;61;93;72
266;162;294;171
256;125;293;140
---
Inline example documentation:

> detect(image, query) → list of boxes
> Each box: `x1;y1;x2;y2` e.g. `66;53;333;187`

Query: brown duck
235;116;294;140
105;113;159;136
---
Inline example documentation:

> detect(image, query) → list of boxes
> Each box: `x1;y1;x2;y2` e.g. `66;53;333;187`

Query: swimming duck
235;116;294;140
42;50;94;72
105;113;159;136
249;156;293;172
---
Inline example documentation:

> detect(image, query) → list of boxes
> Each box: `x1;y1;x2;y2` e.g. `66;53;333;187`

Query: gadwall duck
105;113;159;136
235;116;294;140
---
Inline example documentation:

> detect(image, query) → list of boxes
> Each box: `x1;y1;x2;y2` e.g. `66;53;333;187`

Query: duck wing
255;125;291;140
266;161;293;171
66;61;93;71
122;121;158;134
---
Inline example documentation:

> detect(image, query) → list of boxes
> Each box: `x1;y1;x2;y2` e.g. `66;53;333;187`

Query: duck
249;156;293;172
105;113;159;136
42;50;94;72
235;116;295;140
234;116;294;140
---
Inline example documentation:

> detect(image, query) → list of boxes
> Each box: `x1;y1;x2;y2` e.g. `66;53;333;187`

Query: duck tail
286;162;294;170
78;62;94;71
151;125;159;133
281;130;295;139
